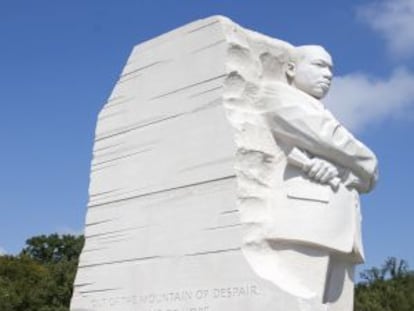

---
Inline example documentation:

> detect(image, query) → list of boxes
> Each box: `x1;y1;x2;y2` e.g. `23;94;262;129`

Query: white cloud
358;0;414;58
0;246;6;255
323;68;414;131
324;0;414;132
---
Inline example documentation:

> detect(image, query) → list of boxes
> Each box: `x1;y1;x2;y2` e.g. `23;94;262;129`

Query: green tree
0;234;84;311
355;257;414;311
0;255;50;311
21;234;84;264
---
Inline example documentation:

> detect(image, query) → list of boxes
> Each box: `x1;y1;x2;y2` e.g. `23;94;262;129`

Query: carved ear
286;62;296;79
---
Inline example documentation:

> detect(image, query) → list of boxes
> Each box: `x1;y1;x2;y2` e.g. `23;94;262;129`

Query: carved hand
342;169;378;193
306;157;339;184
287;147;340;189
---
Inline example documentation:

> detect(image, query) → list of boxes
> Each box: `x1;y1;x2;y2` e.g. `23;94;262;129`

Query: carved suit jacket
244;82;378;262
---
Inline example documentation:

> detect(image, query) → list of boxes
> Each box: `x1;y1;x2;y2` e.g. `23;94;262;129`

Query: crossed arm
261;84;378;193
297;151;371;192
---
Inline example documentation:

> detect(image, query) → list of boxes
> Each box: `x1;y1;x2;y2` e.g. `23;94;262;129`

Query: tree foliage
0;234;84;311
355;257;414;311
21;234;84;264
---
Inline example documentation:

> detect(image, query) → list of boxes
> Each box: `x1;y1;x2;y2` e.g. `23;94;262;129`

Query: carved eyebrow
312;59;333;69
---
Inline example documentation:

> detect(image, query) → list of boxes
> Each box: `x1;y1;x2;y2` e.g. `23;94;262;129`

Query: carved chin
310;90;324;99
312;86;329;99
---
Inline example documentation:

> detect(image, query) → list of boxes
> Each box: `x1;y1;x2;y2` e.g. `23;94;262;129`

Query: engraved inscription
90;284;261;309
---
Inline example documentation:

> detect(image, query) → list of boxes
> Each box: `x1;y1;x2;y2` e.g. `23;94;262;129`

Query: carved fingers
307;158;339;184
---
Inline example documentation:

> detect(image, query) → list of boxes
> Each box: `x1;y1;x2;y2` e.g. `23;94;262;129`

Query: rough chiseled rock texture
71;16;339;311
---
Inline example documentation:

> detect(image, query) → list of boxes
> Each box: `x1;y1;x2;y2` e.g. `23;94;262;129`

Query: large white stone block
71;16;378;311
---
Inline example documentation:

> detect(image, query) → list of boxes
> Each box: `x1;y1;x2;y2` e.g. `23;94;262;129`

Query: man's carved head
286;45;333;99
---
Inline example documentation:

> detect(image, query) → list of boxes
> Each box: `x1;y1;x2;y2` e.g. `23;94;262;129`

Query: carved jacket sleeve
261;84;378;192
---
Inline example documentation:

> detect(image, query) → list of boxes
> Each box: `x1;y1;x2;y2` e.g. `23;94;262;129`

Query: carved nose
324;69;333;80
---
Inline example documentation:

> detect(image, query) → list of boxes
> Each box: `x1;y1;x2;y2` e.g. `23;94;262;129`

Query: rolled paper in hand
287;147;340;190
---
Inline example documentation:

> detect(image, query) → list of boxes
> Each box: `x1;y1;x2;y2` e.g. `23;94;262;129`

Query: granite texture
71;16;378;311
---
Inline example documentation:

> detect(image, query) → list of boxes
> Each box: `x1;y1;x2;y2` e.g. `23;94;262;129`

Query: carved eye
313;61;325;67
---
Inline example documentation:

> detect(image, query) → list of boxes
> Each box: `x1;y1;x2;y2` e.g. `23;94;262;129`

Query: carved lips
318;80;331;92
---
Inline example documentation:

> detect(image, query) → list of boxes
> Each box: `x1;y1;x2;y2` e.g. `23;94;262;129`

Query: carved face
288;46;333;99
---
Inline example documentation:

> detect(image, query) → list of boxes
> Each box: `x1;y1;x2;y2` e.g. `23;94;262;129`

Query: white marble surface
71;16;378;311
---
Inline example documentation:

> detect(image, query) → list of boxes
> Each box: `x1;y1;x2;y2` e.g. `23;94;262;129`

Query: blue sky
1;0;413;275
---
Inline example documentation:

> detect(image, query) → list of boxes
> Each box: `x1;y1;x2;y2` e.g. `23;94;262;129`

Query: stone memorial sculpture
71;16;378;311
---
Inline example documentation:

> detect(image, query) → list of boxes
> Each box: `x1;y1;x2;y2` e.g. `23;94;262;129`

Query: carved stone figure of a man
285;45;377;193
242;45;378;311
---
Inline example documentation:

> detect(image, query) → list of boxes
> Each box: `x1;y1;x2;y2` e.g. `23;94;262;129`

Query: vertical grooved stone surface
70;16;309;311
71;16;378;311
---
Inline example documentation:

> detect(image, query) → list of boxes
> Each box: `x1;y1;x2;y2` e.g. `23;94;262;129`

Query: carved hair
259;46;293;82
289;45;329;63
